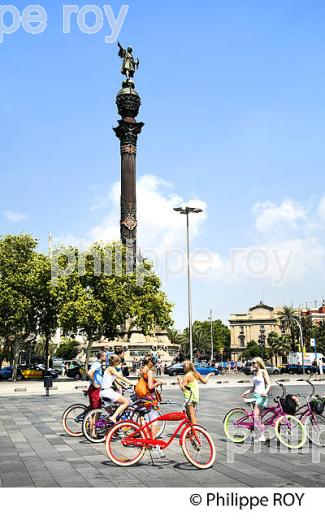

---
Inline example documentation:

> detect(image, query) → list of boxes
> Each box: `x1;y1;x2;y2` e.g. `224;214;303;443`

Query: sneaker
252;433;266;443
151;446;166;458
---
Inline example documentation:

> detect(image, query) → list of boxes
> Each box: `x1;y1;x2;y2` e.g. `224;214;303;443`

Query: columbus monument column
114;43;144;261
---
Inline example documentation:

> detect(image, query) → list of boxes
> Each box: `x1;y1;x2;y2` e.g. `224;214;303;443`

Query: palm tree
277;306;299;351
181;323;210;359
301;316;314;351
167;328;184;345
267;331;291;365
315;321;325;355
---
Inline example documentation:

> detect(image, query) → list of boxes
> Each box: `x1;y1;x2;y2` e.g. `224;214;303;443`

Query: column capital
113;120;144;147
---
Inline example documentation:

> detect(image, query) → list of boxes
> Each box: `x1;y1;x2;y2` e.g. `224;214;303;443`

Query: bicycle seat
101;397;114;407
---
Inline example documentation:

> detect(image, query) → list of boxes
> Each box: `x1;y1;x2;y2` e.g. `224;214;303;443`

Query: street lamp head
173;206;203;215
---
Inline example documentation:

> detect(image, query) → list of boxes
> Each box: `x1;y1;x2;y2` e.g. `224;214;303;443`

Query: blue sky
1;0;325;328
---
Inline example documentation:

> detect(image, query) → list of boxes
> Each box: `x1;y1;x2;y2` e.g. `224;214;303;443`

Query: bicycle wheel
260;409;276;441
181;425;216;469
274;414;307;449
224;408;253;443
155;410;166;439
105;421;146;467
62;403;88;437
304;414;325;447
82;408;111;443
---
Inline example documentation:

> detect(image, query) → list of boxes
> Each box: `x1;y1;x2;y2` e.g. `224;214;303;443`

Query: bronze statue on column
114;43;144;260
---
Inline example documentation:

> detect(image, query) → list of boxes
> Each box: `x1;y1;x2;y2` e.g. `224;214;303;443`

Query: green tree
240;340;260;360
277;306;299;351
181;319;230;359
53;242;173;378
181;323;210;358
300;315;314;351
315;322;325;355
32;253;59;369
267;331;291;365
55;338;80;360
167;328;184;345
0;235;40;380
197;319;231;359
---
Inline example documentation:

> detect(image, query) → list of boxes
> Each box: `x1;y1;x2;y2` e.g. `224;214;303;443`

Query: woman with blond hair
242;357;271;442
177;360;215;425
100;355;134;424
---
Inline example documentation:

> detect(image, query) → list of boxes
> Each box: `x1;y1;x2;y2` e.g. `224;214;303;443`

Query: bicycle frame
233;382;295;432
94;394;161;425
295;378;320;425
233;403;282;431
122;411;200;449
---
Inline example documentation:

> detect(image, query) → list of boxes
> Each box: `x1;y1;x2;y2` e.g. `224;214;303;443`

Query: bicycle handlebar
275;381;286;398
306;378;315;400
160;400;180;406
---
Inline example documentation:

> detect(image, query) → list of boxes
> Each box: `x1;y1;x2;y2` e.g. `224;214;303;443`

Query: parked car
281;364;315;375
66;360;88;380
265;363;280;375
241;361;280;375
0;364;58;380
195;362;219;376
241;362;253;375
51;357;64;373
0;366;13;380
165;362;219;377
165;363;184;376
19;364;59;380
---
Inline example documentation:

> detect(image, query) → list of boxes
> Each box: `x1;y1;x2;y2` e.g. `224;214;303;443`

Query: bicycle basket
311;399;325;415
280;395;298;414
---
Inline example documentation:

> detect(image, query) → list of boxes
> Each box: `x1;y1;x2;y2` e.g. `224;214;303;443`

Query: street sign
310;338;316;347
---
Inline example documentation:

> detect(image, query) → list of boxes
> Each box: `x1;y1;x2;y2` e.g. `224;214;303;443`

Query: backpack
280;395;297;414
135;376;148;398
311;398;325;415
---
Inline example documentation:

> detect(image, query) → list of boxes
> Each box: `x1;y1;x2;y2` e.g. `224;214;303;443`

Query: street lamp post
209;309;214;362
173;206;203;362
258;325;266;361
292;316;305;376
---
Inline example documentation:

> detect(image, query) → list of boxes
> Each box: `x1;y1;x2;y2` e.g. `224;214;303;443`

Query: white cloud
252;199;307;234
86;181;325;291
56;175;325;319
318;196;325;223
3;210;28;223
88;175;209;275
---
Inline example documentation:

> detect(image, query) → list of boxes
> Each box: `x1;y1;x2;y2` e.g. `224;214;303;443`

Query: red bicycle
105;396;216;470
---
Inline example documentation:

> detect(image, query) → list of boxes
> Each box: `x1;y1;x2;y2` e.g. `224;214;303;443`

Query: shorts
88;386;101;409
251;392;268;408
146;408;159;422
100;388;121;403
185;401;198;408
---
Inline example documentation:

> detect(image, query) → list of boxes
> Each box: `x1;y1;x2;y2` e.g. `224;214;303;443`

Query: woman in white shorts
100;355;133;423
139;355;164;458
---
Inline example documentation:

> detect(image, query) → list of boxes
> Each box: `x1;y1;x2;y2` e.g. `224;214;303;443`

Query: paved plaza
0;385;325;488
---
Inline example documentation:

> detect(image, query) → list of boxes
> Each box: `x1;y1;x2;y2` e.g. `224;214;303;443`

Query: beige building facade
229;302;282;360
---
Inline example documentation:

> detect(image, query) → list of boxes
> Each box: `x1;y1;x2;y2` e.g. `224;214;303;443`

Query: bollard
44;375;53;397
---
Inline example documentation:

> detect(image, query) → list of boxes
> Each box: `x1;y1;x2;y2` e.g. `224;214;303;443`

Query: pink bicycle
223;382;307;449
